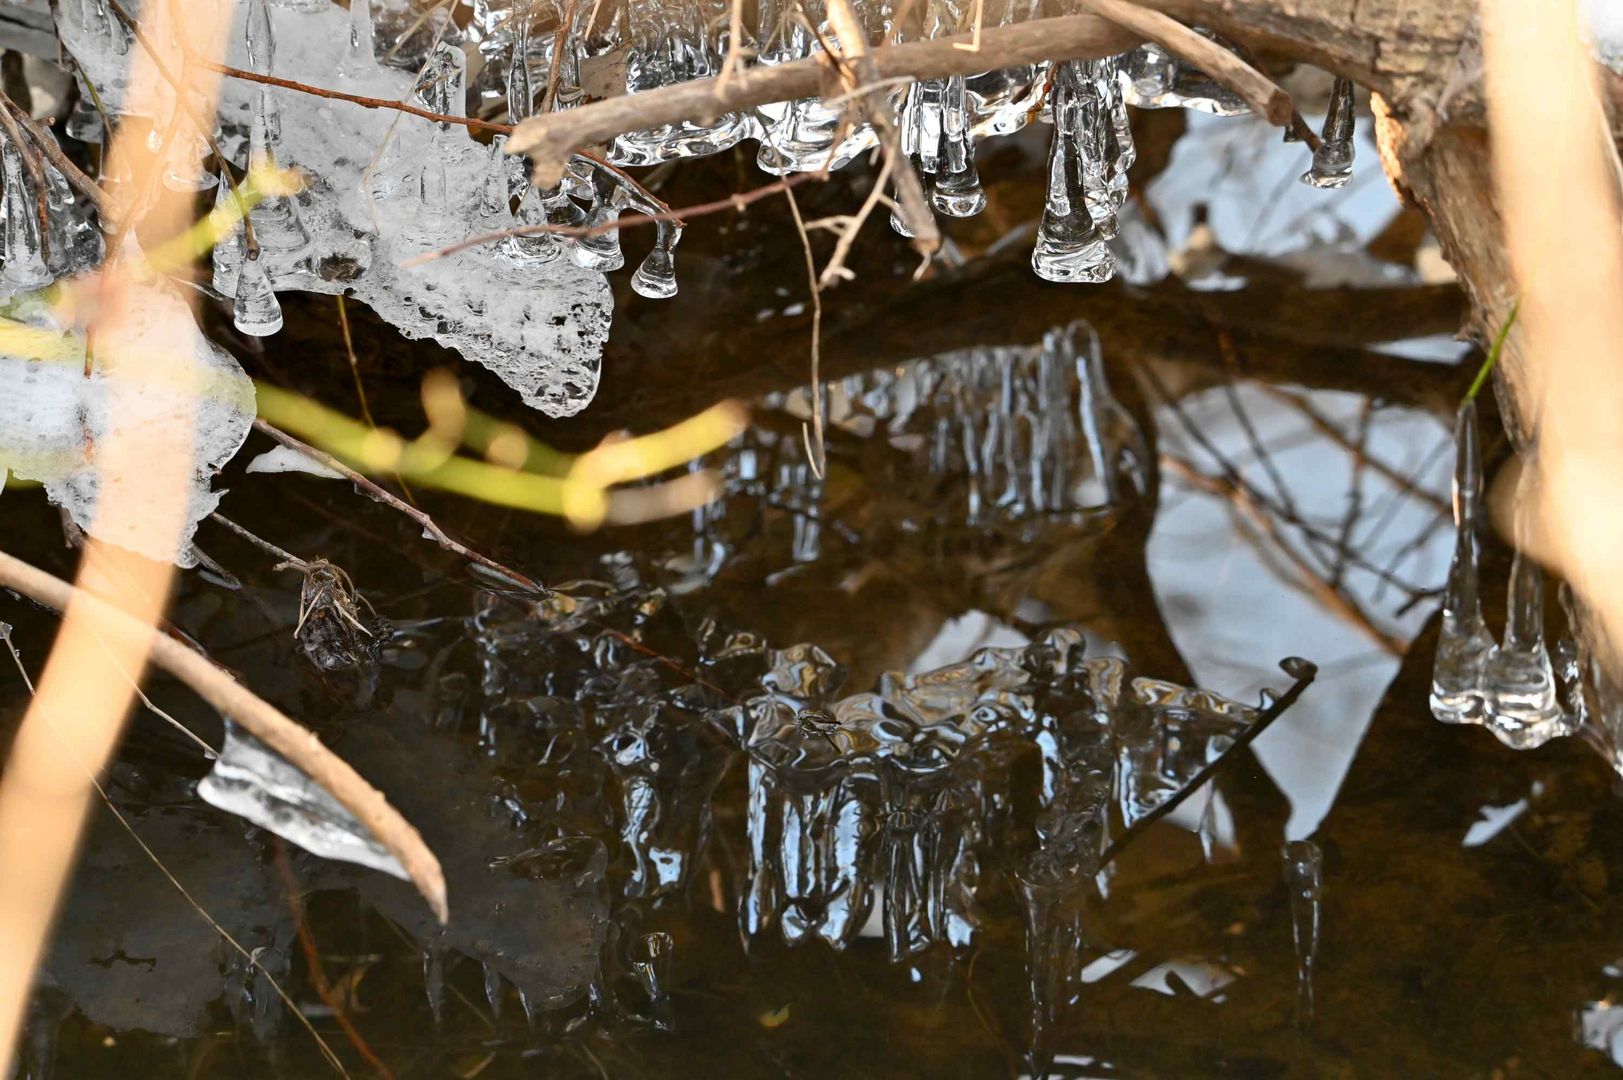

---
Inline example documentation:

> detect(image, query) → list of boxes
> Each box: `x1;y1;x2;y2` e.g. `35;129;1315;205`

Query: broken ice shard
1301;77;1356;189
1282;839;1322;1025
198;721;408;880
1480;467;1577;748
1431;399;1494;725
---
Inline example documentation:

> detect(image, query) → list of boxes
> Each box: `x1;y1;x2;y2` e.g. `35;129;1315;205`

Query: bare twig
206;61;512;133
1079;0;1319;148
822;0;937;253
1098;655;1317;867
508;13;1141;185
400;171;817;268
251;419;548;596
0;548;449;924
0;96;111;217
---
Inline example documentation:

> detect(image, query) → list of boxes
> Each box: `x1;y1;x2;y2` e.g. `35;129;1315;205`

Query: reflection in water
1281;839;1323;1026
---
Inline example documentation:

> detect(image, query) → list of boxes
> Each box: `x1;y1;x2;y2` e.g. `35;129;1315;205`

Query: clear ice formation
1119;30;1254;116
1281;839;1322;1025
198;720;411;880
1429;402;1580;750
24;0;1355;418
1431;399;1494;726
1302;77;1355;189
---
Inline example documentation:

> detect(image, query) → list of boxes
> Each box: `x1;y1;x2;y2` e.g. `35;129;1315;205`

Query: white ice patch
0;286;254;566
245;444;343;479
56;1;613;417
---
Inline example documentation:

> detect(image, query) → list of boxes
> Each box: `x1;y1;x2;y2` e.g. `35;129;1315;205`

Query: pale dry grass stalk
1479;0;1623;670
0;1;228;1066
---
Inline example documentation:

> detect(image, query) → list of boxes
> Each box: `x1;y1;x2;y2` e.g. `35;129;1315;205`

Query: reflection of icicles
1016;854;1096;1079
483;960;505;1022
1302;78;1356;189
1431;400;1494;725
1481;469;1575;748
1282;839;1322;1026
423;944;446;1026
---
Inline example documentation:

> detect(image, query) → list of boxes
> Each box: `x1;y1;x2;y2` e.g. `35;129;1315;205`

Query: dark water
6;128;1622;1080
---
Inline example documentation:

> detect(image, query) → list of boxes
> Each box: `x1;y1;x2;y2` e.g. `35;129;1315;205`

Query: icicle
37;133;102;275
65;75;103;145
0;134;53;291
630;219;681;299
245;0;276;74
1282;839;1322;1026
502;183;561;265
566;172;624;272
246;89;307;253
422;945;446;1026
338;0;378;80
233;253;284;336
412;41;468;121
482;960;504;1022
1032;62;1115;284
1302;77;1356;189
630;931;673;1002
211;172;244;297
1480;467;1577;748
1430;399;1495;724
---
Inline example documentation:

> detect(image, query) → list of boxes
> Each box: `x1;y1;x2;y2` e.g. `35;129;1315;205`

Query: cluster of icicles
1431;398;1623;769
8;0;1362;337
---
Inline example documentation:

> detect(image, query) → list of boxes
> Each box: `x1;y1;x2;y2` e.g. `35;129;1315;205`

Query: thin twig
400;171;817;268
207;61;512;133
273;842;394;1079
210;513;307;568
1098;655;1318;867
822;0;937;253
782;182;827;477
0;548;449;924
0;96;112;217
251;419;547;595
541;0;579;115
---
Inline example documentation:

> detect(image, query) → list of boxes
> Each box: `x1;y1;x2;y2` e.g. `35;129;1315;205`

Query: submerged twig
251;419;548;595
1098;656;1318;867
0;548;448;924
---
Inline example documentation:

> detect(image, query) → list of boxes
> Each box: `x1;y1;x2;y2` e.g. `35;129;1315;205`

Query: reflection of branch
1163;454;1406;655
1257;384;1450;515
0;548;449;923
